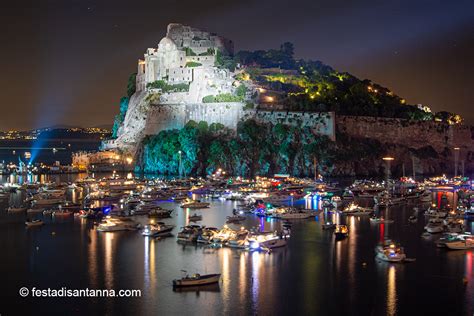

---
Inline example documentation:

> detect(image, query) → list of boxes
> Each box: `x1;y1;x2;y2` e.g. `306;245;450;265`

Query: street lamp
382;157;394;186
453;147;460;177
178;150;182;178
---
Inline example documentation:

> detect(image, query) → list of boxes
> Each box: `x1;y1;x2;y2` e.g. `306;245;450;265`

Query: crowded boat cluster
2;173;474;265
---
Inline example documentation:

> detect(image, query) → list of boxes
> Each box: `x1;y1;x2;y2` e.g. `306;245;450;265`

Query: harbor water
1;174;473;315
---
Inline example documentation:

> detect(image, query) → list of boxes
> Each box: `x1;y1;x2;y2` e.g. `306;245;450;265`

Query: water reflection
103;232;114;289
387;265;397;316
88;227;98;288
466;252;473;314
251;252;261;307
239;252;246;305
144;237;156;292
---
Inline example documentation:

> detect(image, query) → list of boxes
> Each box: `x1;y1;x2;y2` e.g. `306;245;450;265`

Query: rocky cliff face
332;116;474;177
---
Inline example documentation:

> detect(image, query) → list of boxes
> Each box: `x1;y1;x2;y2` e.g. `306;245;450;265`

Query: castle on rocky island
98;23;472;176
103;23;335;155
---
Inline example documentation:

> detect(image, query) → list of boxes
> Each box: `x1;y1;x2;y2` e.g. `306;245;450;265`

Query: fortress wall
185;102;244;130
336;116;473;153
144;102;245;135
143;105;336;139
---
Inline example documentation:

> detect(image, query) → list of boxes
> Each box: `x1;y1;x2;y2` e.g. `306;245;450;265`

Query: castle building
103;24;335;156
136;23;233;91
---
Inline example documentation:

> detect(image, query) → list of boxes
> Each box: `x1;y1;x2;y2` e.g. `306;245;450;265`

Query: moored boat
25;219;44;227
172;273;221;288
375;240;407;262
334;225;349;240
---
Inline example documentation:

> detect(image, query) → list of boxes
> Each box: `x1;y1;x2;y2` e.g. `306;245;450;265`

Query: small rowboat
173;273;221;288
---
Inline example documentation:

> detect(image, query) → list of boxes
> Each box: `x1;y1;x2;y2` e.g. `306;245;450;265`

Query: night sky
2;0;473;130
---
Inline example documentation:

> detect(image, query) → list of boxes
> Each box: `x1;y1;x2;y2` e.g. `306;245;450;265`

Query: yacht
211;226;237;244
248;231;287;251
226;228;250;249
141;222;174;237
445;236;474;250
342;202;372;216
97;217;140;232
424;218;444;234
180;200;210;209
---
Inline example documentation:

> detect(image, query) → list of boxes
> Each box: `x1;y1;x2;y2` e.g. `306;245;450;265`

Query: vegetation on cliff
146;80;189;93
138;119;388;177
111;97;129;138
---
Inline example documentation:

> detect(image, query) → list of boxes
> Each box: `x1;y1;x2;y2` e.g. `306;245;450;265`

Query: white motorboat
226;228;250;248
342;202;372;216
248;231;287;250
424;218;444;234
445;237;474;250
142;223;174;237
97;217;140;232
375;240;407;262
261;238;287;249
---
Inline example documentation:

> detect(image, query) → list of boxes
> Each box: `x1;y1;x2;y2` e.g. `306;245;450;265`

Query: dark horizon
2;0;473;130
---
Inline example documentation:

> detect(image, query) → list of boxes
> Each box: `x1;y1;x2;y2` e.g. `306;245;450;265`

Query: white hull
279;213;313;219
261;239;287;249
446;240;474;250
376;252;406;262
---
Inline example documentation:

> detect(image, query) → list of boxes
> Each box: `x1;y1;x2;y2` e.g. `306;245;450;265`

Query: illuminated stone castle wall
144;102;246;135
